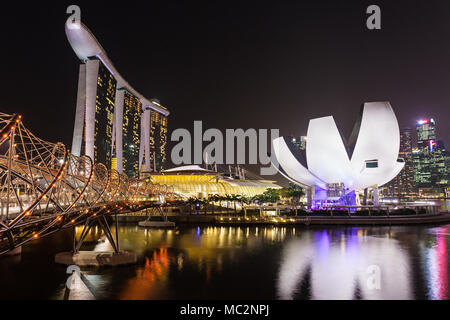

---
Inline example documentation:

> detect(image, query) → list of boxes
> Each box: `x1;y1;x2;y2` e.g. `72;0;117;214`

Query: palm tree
285;185;305;216
231;194;240;215
209;194;221;215
237;195;245;211
238;195;251;216
186;196;205;214
186;197;197;214
261;188;280;204
207;195;214;215
251;194;262;205
246;195;253;206
225;194;233;214
203;198;208;215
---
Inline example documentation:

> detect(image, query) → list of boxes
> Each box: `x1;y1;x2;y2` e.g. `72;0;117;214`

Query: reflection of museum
277;229;412;299
277;226;449;300
149;165;281;198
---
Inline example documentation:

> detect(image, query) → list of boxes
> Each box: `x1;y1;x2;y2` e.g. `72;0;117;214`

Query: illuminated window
365;160;379;168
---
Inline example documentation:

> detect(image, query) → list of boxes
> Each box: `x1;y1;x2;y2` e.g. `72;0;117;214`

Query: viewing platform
113;203;450;227
213;213;450;226
55;251;137;267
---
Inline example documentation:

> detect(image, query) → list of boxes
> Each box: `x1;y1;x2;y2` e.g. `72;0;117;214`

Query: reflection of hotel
66;20;169;176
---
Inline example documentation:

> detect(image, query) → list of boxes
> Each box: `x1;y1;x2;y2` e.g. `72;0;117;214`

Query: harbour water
0;224;449;300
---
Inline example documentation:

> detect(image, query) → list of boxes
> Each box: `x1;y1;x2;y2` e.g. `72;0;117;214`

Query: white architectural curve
272;137;327;189
66;19;170;174
65;21;169;116
350;102;402;189
306;116;355;188
273;102;404;191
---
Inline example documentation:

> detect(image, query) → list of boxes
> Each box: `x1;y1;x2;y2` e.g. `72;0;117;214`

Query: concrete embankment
113;213;450;226
55;251;137;267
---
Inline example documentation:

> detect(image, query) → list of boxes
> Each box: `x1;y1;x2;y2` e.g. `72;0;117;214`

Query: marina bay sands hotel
65;20;169;177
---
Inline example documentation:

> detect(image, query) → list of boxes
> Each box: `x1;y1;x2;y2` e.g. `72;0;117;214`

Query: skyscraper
115;89;142;177
381;128;416;201
413;118;449;197
433;140;449;190
66;20;170;177
291;136;307;152
417;118;436;149
148;101;168;172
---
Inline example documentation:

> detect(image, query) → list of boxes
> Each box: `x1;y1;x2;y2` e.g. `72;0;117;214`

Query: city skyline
61;13;448;204
0;1;450;305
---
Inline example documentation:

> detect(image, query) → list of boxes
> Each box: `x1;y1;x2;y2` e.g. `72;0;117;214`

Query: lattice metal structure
0;113;174;255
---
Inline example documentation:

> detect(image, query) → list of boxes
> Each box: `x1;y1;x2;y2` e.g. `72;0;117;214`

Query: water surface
0;224;449;300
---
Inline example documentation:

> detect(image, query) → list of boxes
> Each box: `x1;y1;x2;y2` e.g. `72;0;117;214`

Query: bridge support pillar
55;215;136;267
138;205;175;228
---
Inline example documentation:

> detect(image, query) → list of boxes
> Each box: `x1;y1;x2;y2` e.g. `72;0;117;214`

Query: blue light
429;140;436;152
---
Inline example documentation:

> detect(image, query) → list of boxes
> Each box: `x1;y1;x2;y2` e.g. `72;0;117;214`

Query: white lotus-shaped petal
306;116;355;188
272;137;327;189
273;102;404;190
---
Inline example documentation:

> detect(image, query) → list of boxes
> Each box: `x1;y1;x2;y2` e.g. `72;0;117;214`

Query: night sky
1;0;449;171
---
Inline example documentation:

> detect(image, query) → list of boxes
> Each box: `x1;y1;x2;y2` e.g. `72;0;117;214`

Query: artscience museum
273;102;405;207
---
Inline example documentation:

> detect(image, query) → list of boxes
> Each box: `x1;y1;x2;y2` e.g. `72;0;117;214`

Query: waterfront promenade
115;208;450;226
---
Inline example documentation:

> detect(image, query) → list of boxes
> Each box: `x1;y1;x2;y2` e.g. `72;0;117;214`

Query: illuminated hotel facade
66;20;169;177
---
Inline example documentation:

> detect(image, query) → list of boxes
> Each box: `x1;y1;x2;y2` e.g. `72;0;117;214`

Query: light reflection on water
424;226;449;300
1;224;450;299
277;229;412;299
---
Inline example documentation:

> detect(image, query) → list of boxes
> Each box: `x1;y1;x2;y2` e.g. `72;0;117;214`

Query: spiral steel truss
0;113;175;255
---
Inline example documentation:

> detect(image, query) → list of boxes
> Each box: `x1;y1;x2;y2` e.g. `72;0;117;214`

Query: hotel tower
65;20;169;177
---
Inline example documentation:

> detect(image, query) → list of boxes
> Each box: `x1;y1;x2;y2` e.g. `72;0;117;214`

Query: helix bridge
0;112;177;255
